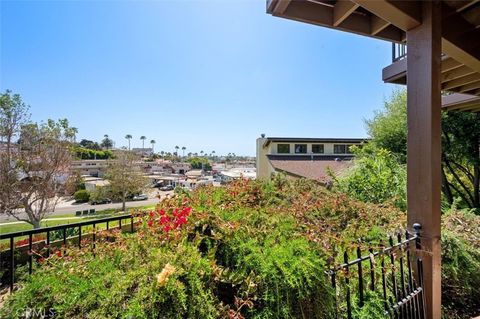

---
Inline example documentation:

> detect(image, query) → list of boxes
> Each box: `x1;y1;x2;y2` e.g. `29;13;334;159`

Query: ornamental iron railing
0;213;141;292
328;223;426;319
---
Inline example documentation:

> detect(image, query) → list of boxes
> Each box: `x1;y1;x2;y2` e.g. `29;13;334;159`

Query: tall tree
140;136;146;149
101;134;113;150
441;112;480;208
79;139;101;150
0;91;74;228
182;146;186;157
365;89;407;163
366;89;480;210
150;140;156;153
175;145;179;156
125;134;132;150
104;151;146;212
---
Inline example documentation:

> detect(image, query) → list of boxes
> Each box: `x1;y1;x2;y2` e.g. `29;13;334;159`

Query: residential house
70;160;109;177
256;136;365;183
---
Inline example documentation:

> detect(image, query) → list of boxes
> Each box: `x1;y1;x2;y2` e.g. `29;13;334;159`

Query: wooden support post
406;2;442;319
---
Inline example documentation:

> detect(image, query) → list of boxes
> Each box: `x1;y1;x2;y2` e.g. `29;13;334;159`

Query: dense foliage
365;89;407;163
334;144;407;210
1;178;405;318
73;146;113;160
365;89;480;211
1;178;478;318
188;157;212;171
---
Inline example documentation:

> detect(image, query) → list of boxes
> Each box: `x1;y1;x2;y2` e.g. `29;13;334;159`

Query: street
0;193;169;223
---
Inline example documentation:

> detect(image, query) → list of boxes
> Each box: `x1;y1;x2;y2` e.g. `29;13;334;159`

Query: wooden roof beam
441;4;480;73
442;73;480;90
371;15;390;35
441;57;463;72
275;0;403;42
333;1;359;27
459;80;480;93
454;0;480;13
442;93;480;111
352;0;422;31
441;65;476;82
266;0;291;15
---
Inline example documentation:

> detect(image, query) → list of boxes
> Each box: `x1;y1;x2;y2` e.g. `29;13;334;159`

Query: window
334;144;346;154
312;144;324;154
295;144;307;154
277;144;290;154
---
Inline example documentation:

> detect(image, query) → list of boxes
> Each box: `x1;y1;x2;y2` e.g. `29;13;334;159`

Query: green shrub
333;143;406;210
441;210;480;318
73;189;90;203
1;178;478;318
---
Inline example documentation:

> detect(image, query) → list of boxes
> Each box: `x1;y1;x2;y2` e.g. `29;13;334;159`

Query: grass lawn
0;205;156;236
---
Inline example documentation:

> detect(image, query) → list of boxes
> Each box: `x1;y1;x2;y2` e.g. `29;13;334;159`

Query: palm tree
200;150;204;157
140;136;146;149
175;145;179;156
182;146;186;157
211;150;216;160
125;134;132;150
150;140;156;153
160;151;165;157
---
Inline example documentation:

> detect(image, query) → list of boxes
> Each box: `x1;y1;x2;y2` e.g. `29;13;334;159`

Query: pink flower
147;220;154;227
158;209;166;216
149;211;155;218
163;225;172;232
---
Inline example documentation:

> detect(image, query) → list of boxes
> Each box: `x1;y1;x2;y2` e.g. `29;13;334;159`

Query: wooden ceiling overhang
267;0;480;109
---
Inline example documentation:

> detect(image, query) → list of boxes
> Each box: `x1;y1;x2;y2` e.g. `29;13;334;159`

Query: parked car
132;194;148;201
159;185;174;191
90;198;112;205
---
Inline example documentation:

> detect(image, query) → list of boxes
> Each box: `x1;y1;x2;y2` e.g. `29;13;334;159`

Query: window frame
333;144;347;154
311;144;324;154
277;144;291;154
294;144;307;154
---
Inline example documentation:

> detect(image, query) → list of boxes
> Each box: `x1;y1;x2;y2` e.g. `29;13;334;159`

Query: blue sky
1;0;399;156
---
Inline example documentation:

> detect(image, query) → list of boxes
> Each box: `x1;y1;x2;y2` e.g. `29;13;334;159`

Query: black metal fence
0;213;140;293
328;223;426;319
392;43;407;62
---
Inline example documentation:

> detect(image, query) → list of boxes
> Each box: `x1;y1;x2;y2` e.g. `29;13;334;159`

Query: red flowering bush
14;235;46;248
145;205;192;234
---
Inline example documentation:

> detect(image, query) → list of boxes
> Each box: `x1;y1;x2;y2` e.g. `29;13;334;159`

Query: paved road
0;195;169;223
